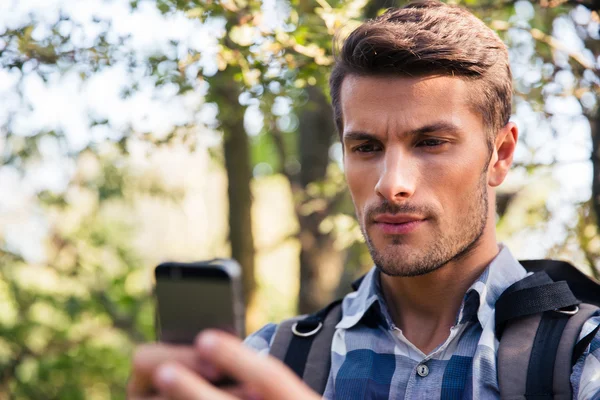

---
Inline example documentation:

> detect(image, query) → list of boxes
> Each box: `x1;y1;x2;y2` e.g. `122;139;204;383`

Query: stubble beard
360;174;489;278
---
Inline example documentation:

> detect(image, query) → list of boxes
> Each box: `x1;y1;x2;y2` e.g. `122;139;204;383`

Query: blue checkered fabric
245;245;600;399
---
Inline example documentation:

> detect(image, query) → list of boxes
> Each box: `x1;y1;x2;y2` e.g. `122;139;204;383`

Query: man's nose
374;151;417;202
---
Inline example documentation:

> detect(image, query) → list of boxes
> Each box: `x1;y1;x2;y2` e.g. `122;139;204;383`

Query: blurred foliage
0;0;599;398
0;146;164;398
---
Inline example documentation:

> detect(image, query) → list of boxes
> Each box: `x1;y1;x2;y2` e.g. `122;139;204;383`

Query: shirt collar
336;244;528;331
336;266;385;330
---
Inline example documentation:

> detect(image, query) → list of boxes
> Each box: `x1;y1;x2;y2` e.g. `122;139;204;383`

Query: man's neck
379;238;500;355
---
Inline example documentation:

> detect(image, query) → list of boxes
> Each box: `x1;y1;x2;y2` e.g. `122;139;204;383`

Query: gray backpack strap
552;303;599;399
303;303;343;393
498;303;599;400
268;301;343;395
269;315;303;361
498;313;542;400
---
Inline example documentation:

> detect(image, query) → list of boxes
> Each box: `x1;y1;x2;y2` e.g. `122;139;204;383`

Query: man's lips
373;214;425;224
372;214;426;234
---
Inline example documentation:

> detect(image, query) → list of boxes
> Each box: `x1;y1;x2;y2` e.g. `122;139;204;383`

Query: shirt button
417;363;429;377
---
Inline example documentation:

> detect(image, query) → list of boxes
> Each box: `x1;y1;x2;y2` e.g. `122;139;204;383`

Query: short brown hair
329;0;512;147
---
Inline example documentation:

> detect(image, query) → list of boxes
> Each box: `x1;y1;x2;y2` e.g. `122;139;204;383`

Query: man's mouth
372;214;426;235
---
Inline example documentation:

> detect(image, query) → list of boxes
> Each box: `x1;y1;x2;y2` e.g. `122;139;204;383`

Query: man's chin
369;245;445;277
364;232;439;274
370;236;419;253
374;258;443;277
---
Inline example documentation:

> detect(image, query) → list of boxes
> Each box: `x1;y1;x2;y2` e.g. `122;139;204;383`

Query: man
128;1;600;399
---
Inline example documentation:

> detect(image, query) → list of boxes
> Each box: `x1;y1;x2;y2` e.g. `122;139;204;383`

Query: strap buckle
291;322;323;337
553;305;579;316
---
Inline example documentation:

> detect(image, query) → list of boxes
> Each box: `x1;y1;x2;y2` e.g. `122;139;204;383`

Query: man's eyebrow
409;122;461;136
342;131;379;142
343;122;460;142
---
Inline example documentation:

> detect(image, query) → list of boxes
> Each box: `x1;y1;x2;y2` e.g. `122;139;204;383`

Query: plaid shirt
245;246;600;399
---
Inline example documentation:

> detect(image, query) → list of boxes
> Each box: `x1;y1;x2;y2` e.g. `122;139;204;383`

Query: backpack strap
498;303;598;400
269;299;343;395
496;268;597;400
553;303;599;399
520;259;600;306
495;271;580;337
498;313;543;400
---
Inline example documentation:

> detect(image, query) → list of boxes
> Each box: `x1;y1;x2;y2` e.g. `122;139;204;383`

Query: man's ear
488;122;518;187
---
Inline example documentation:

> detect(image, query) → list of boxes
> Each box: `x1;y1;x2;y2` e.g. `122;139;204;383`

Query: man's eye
353;143;381;153
418;139;446;147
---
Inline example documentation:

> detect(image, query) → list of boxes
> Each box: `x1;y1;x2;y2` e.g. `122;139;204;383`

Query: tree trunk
212;73;256;308
297;86;343;314
298;86;334;187
591;109;600;250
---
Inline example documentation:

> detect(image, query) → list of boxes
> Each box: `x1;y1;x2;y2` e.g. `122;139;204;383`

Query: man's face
341;75;494;277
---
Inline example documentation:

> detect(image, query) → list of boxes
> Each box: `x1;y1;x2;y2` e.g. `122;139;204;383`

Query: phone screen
155;262;242;344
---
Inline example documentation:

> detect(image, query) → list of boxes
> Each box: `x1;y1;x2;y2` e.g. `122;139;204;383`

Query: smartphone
154;258;245;344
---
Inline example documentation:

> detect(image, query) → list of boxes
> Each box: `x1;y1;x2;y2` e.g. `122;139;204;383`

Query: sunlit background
0;0;599;398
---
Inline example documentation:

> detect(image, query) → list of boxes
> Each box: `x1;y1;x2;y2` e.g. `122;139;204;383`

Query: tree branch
511;158;591;169
491;20;597;73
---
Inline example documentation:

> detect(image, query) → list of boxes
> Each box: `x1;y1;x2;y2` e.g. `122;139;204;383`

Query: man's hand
127;341;207;398
128;330;321;400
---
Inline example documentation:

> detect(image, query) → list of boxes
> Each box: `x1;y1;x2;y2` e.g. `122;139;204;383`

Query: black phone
154;258;245;344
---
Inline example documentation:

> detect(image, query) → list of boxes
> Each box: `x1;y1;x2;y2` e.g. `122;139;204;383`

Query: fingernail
156;364;177;386
197;332;217;352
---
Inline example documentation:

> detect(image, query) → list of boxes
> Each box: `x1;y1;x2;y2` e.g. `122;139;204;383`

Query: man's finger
194;331;319;399
128;343;198;396
153;362;238;400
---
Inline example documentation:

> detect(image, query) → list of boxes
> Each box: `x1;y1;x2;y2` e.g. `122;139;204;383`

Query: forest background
0;0;599;398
